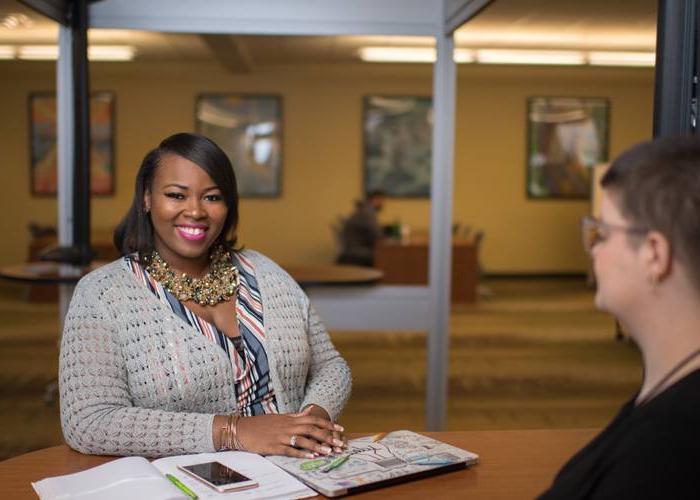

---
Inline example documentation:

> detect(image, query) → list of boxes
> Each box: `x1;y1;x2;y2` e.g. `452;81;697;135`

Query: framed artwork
363;95;432;198
526;96;609;199
195;94;283;197
29;91;116;196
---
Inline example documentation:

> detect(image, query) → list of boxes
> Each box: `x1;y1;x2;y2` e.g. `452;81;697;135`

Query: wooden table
25;233;119;301
0;262;381;288
0;261;108;302
0;429;596;499
374;237;478;303
283;264;383;287
0;261;108;322
0;262;107;285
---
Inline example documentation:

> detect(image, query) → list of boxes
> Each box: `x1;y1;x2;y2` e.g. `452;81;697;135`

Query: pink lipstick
176;225;207;241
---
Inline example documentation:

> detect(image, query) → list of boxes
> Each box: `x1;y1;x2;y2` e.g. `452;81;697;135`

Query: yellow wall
0;61;653;272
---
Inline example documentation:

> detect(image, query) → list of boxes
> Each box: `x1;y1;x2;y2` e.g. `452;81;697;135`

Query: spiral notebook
267;430;479;497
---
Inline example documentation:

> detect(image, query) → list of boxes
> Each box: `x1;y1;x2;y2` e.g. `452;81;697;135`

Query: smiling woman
59;133;351;459
145;154;230;273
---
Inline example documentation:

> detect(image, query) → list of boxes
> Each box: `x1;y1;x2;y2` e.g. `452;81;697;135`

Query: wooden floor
0;278;642;460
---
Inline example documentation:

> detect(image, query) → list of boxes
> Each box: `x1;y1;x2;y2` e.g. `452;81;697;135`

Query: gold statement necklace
145;245;240;306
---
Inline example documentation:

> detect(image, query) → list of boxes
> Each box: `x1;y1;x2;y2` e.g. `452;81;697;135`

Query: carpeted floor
339;279;642;432
0;278;642;460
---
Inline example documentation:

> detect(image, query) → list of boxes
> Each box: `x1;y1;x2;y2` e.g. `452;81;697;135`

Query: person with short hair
539;135;700;498
59;133;351;458
337;190;385;266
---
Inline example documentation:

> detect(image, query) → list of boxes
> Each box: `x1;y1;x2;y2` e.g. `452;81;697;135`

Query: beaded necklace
145;245;240;306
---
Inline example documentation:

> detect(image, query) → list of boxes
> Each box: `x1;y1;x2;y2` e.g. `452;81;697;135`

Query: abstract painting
526;96;609;199
196;94;283;197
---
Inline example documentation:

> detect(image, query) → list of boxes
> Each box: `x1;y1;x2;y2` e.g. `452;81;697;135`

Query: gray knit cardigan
59;250;352;457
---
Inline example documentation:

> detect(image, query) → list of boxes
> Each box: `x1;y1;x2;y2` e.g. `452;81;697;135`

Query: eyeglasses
580;216;648;254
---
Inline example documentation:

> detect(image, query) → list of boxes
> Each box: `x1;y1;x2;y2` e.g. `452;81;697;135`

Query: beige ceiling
0;0;657;66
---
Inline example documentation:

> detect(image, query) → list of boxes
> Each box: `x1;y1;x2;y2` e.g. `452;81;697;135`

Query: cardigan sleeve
59;277;216;458
299;300;352;422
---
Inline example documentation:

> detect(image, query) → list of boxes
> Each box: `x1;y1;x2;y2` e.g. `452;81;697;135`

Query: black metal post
71;0;92;265
653;0;698;137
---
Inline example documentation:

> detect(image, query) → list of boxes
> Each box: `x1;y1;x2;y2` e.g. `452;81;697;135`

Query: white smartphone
177;461;258;493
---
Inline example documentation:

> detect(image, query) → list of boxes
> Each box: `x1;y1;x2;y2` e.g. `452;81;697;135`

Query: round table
0;262;382;287
0;261;107;284
281;263;383;287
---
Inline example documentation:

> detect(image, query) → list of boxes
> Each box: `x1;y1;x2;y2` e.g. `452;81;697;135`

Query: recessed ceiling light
358;46;474;63
88;45;136;61
0;46;15;59
16;45;136;61
0;13;34;30
359;47;436;63
357;46;655;68
588;51;655;67
454;29;656;51
454;49;475;63
17;45;57;60
476;49;586;66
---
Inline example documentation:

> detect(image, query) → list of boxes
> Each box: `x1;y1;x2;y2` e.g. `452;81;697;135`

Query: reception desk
374;237;477;303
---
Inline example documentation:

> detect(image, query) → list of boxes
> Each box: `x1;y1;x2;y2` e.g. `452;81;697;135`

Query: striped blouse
126;252;279;416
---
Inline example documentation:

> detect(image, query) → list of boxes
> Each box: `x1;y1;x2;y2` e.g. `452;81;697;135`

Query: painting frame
526;96;610;200
29;91;116;197
195;93;283;198
363;95;433;198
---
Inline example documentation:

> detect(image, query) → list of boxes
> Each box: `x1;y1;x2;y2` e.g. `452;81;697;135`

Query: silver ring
290;434;298;448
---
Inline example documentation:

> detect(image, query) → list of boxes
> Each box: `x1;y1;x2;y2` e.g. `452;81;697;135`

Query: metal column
57;25;75;321
71;0;92;264
426;30;457;431
653;0;700;136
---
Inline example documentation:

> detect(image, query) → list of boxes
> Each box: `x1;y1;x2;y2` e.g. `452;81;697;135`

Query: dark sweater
538;368;700;500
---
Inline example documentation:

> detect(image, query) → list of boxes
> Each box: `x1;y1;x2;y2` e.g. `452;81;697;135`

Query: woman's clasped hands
237;406;347;458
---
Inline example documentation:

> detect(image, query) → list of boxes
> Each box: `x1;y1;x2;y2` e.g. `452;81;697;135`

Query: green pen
320;453;350;473
166;473;198;500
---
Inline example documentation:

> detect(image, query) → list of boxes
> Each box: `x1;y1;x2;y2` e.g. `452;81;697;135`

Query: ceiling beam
444;0;493;35
200;35;253;73
19;0;69;25
89;0;441;36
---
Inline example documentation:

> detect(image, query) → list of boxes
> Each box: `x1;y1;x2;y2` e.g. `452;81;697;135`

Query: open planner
32;451;316;500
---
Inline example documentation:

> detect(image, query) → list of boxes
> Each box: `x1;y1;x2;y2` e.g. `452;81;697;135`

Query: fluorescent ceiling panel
0;45;15;59
359;46;474;63
476;49;585;65
588;51;655;67
16;45;135;61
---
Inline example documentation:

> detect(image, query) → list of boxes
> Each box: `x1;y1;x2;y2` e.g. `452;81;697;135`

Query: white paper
32;456;186;500
152;451;316;499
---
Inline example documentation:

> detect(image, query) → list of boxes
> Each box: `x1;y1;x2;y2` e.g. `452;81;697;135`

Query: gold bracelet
226;414;235;451
218;414;245;451
232;415;245;451
219;416;230;451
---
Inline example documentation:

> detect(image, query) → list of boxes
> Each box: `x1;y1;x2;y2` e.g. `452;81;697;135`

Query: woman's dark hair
601;135;700;290
114;132;239;257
